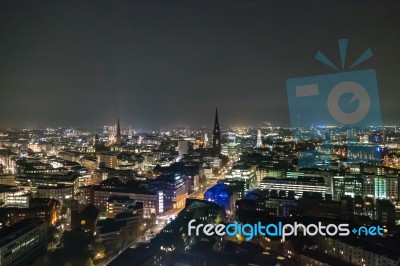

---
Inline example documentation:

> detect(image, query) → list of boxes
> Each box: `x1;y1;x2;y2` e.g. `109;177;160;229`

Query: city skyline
1;0;400;128
1;1;400;266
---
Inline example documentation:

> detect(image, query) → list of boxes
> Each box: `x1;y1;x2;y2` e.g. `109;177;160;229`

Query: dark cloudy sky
0;0;399;129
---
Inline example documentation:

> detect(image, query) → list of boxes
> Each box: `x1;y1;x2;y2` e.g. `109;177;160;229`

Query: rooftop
0;218;45;247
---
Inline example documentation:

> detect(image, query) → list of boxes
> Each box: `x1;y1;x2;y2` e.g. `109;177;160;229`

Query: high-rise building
204;133;209;147
225;164;257;192
148;174;188;210
256;130;262;148
212;108;221;156
363;174;399;200
333;175;363;200
177;140;189;158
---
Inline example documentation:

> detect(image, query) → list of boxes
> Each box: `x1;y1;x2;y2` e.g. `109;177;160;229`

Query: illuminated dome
204;183;232;211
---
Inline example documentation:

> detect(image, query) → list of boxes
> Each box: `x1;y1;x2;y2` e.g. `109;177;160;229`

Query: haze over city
1;0;400;128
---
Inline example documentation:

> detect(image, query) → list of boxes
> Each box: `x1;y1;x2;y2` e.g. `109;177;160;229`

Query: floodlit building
5;191;30;208
260;176;328;199
97;152;118;169
333;175;363;200
204;183;237;213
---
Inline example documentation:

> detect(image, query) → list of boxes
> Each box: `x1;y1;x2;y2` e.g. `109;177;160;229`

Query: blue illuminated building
204;183;237;213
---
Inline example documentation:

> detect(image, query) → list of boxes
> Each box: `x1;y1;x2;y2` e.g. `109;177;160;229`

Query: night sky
0;0;399;129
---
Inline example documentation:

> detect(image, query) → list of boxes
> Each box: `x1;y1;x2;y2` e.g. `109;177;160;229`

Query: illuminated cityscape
0;117;399;265
1;1;400;266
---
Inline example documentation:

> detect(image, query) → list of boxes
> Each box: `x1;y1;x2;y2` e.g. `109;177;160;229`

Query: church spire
212;108;221;156
115;117;122;145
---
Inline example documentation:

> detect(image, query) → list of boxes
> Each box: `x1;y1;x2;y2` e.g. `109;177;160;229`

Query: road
100;219;163;266
103;185;217;265
103;208;181;265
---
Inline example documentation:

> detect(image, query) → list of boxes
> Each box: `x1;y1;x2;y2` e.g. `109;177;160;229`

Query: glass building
333;175;363;200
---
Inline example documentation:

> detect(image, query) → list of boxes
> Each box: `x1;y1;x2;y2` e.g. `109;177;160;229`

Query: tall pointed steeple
115;117;122;145
214;108;219;125
212;108;221;156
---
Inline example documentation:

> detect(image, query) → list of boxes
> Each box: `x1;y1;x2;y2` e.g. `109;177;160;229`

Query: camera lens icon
327;81;371;125
287;69;381;129
285;38;382;168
